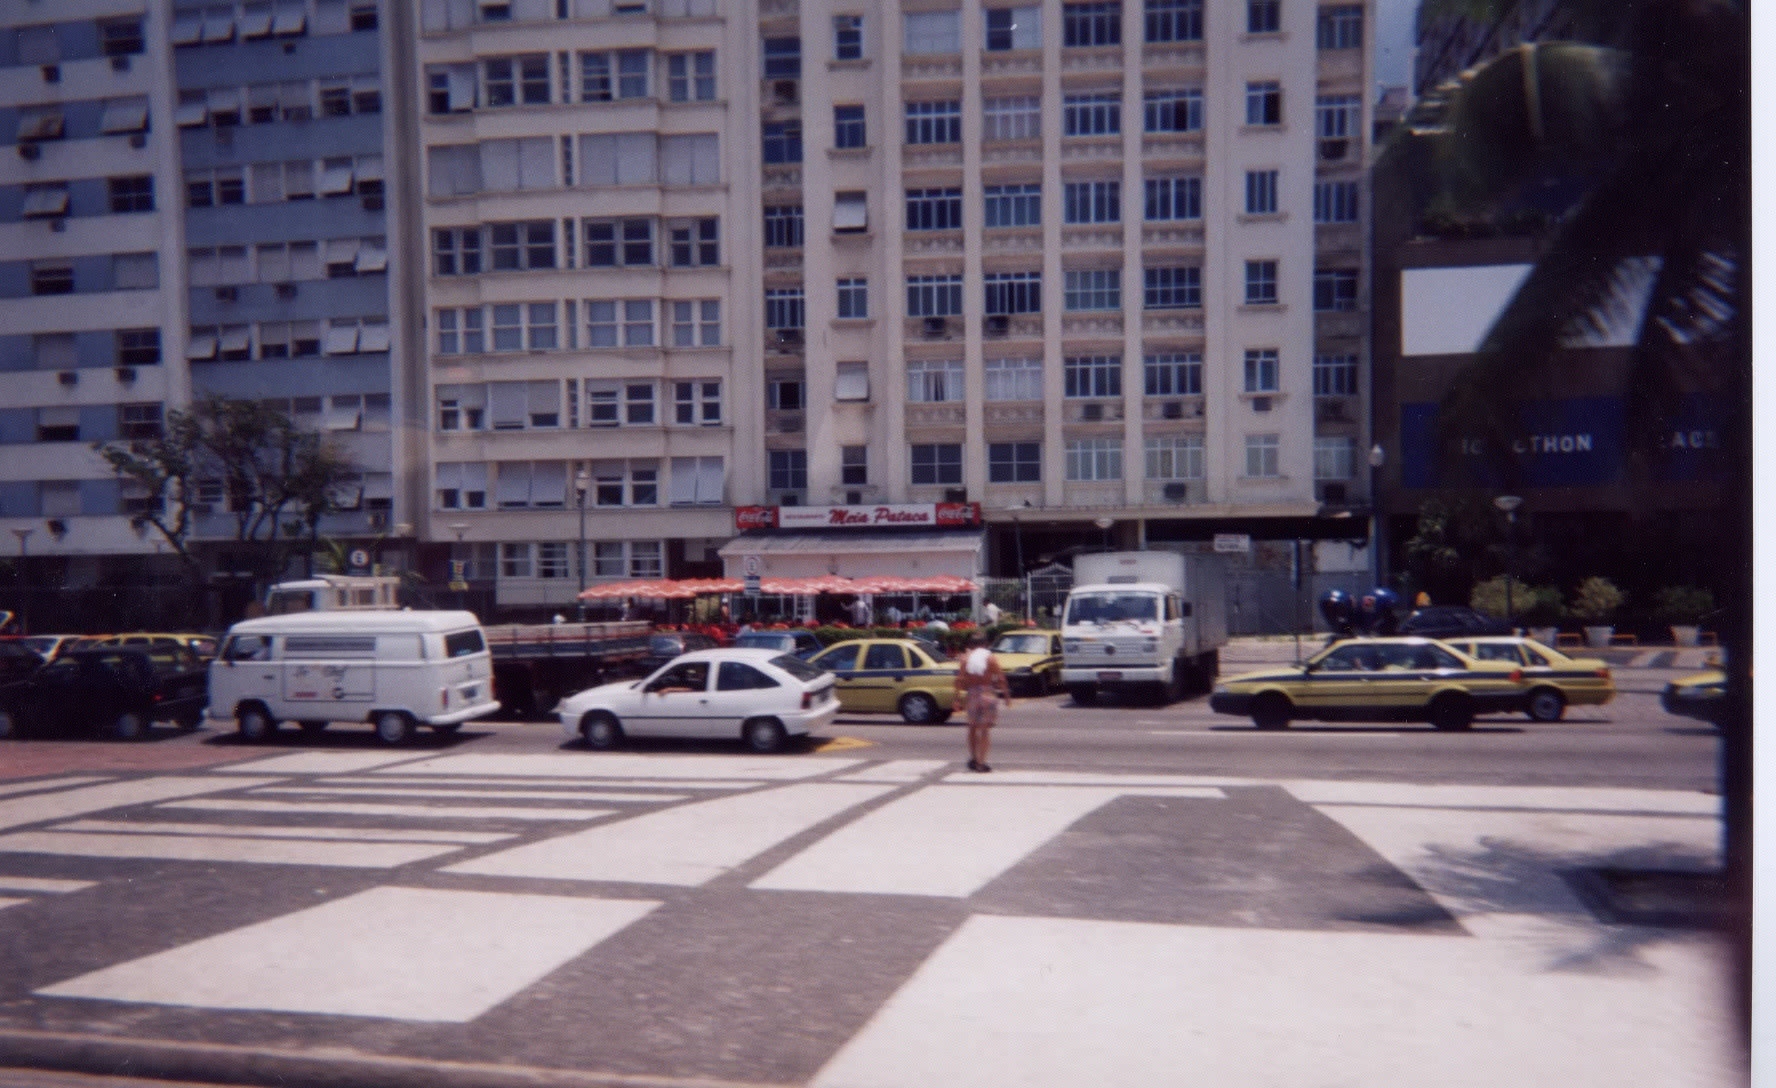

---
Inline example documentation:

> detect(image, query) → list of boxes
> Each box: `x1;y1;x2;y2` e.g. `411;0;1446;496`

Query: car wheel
298;720;329;735
1429;693;1474;731
898;692;940;724
373;711;416;745
1525;688;1566;722
112;710;148;741
237;704;277;742
581;712;623;750
1252;693;1292;730
1068;684;1097;707
743;717;787;753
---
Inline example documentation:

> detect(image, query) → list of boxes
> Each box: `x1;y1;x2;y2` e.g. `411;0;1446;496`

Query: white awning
17;110;63;142
272;4;306;34
323;238;360;264
186;333;219;360
239;5;274;37
220;326;251;354
355;240;388;273
324;399;362;430
100;97;150;134
171;13;203;45
318;161;355;194
174;100;208;127
323;324;360;355
359;321;390;352
20;187;70;217
202;9;235;42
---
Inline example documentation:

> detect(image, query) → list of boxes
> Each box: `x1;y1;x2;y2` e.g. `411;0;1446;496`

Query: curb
0;1029;786;1088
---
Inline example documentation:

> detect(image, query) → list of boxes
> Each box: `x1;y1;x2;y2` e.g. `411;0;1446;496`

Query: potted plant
1653;586;1714;646
1519;586;1567;646
1569;577;1624;648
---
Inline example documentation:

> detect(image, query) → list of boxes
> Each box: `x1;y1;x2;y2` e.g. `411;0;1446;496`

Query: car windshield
735;633;788;650
648;635;683;653
1066;593;1157;624
771;654;827;681
993;634;1052;654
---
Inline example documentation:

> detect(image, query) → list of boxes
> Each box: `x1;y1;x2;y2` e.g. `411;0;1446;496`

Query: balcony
1061;313;1122;338
906;402;965;427
1141;43;1206;70
1141;311;1205;335
984;402;1043;426
904;145;963;169
1141;223;1206;251
1144;397;1205;422
1061;225;1122;250
1060;47;1124;74
982;141;1042;166
982;228;1043;255
980;51;1042;78
1066;400;1123;424
1061;136;1122;163
1141;134;1205;162
903;231;965;257
902;55;963;81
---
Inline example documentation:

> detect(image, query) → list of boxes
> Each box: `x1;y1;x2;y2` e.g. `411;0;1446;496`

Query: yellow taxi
1438;635;1614;721
1661;667;1726;726
1208;636;1526;731
807;637;959;723
989;629;1064;695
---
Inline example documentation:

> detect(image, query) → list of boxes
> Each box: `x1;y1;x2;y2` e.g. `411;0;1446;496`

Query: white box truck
1060;551;1228;704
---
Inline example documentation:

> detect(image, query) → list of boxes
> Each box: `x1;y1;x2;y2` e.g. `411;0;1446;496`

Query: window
1315;268;1359;312
1245;434;1280;477
485;302;558;351
763;205;804;247
118;403;163;440
984;6;1041;50
1243;349;1280;392
585;300;655;347
904;100;961;144
436;308;486;354
984;271;1042;314
1314;353;1359;396
841;446;868;485
905;187;963;230
1146;434;1203;479
1247;0;1280;33
1316;94;1360;139
1064;355;1121;398
36;406;80;443
1315;436;1356;480
762;36;801;78
621;53;654;99
1064;269;1120;311
589;459;657;506
31;261;73;296
1144;176;1201;221
985;357;1042;400
485;54;550;107
984;96;1042;141
835;361;870;401
1314;180;1360;223
584;218;653;267
488;381;561;430
499;543;533;577
1064;92;1121;135
1066;438;1123;481
907;274;964;316
907;359;964;402
1317;5;1362;49
1244;259;1279;305
101;16;146;55
767;375;804;410
1063;180;1121;224
1245;170;1279;215
1143;266;1201;309
673;379;723;424
108;175;154;213
669;456;726;505
1144;0;1202;42
834;14;864;59
910;444;963;485
118;329;160;366
834;191;868;232
1144;88;1203;133
988;442;1041;483
762;120;802;164
836;277;869;319
769;449;807;490
1065;2;1123;46
433;227;483;275
187;167;245;207
670;299;723;346
1145;352;1202;395
1245;81;1282;126
489;220;557;270
667;218;719;266
984;184;1042;227
436;385;486;431
904;10;961;53
436;463;489;510
764;288;804;330
834;104;867;149
666;52;716;101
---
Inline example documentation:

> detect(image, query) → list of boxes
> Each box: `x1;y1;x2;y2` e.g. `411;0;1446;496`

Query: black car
733;629;824;659
637;631;721;674
0;640;45;678
1396;606;1514;639
0;647;207;740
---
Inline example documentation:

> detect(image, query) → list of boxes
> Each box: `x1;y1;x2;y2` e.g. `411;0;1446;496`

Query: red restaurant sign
734;502;982;531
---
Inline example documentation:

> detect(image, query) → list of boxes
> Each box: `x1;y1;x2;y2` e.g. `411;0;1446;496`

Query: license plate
1097;671;1122;681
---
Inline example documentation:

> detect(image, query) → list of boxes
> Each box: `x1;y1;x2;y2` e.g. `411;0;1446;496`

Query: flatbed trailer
481;620;652;715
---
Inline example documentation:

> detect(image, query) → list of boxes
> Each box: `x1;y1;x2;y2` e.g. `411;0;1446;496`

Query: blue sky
1374;0;1416;94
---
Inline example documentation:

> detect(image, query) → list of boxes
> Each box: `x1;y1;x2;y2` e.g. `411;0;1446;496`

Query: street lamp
574;468;590;622
1494;495;1522;629
447;523;469;610
1368;444;1387;588
1093;516;1114;552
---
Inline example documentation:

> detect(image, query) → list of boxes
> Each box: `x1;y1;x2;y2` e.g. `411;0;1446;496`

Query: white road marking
371;753;862;780
160;798;615;822
445;783;894;886
321;775;743;791
811;914;1737;1088
0;830;459;868
1284;781;1720;815
254;786;690;804
56;820;514;845
0;876;94;893
211;753;427;775
0;777;281;833
835;760;949;782
0;777;114;797
0;896;26;911
754;784;1215;898
939;770;1232;788
1148;728;1409;738
38;886;660;1022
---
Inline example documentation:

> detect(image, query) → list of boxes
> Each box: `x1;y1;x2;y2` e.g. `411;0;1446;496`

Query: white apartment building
416;0;1373;611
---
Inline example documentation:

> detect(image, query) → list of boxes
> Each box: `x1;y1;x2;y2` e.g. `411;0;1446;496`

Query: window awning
203;9;235;41
186;332;219;360
323;324;360;355
239;5;274;37
272;4;306;35
171;12;204;44
319;161;355;194
20;187;70;217
17;110;63;142
220;326;251;354
100;97;150;134
355;240;388;273
323;238;360;264
358;321;390;352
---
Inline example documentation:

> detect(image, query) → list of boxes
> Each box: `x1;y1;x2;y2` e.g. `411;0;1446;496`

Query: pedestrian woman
954;632;1011;772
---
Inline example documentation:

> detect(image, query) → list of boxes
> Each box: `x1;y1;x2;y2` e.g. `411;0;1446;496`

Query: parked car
2;635;78;663
733;629;824;660
85;632;221;662
1438;635;1614;721
0;640;47;677
807;638;959;724
1208;636;1526;731
557;647;838;753
989;629;1064;695
638;631;721;674
1661;668;1726;726
0;646;207;740
1396;606;1514;639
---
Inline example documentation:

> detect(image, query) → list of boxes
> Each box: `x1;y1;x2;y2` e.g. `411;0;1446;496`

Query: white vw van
207;611;500;744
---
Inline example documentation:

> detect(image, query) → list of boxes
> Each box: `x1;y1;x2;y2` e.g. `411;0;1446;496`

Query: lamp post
574;468;590;622
9;528;31;631
447;523;469;610
1368;444;1386;588
1494;495;1522;629
1093;516;1114;552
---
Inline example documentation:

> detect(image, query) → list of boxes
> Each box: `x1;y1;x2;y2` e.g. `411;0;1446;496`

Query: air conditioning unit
58;370;78;386
1316;399;1349;422
275;282;297;298
17;142;40;160
128;132;146;148
776;413;803;433
1162;482;1189;501
361;194;384;211
772;79;799;104
1320;482;1348;504
1251;396;1272;412
41;65;59;83
983;314;1010;336
1080;403;1103;421
943;488;968;503
1162;401;1183;420
115;366;136;383
921;316;948;338
111;54;131;71
1318;138;1349;161
215;285;237;301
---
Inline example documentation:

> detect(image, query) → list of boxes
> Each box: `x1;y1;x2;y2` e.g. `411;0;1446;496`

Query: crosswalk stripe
0;875;95;893
160;798;616;822
0;776;114;798
0;777;282;833
254;786;691;804
55;819;514;845
0;830;459;868
370;752;865;781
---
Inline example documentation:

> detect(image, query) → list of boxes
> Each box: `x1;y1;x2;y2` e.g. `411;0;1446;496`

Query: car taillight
441;688;449;709
1595;667;1611;679
1508;668;1523;683
802;690;815;710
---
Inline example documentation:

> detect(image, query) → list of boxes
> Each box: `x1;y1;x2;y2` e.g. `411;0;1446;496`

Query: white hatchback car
557;647;839;753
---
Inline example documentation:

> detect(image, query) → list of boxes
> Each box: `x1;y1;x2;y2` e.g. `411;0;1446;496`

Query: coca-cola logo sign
733;506;777;530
